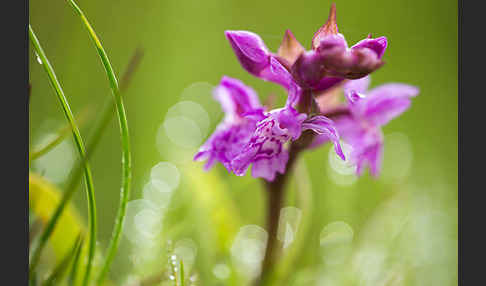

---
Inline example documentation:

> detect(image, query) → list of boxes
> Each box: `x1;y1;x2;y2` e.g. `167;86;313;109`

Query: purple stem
257;89;317;285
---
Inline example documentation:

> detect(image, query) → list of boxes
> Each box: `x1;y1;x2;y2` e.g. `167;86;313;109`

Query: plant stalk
257;89;318;285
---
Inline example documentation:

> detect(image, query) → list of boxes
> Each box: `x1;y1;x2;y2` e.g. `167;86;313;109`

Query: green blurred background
29;0;457;285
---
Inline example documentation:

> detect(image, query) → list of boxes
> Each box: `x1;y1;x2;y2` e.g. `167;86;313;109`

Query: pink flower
195;76;344;181
315;76;419;176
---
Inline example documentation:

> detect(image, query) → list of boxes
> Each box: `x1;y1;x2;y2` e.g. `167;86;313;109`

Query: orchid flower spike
224;3;388;106
195;76;344;181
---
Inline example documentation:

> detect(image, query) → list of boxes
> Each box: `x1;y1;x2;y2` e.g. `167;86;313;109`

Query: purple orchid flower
194;76;265;171
315;76;419;177
231;105;345;181
194;76;345;181
224;4;387;103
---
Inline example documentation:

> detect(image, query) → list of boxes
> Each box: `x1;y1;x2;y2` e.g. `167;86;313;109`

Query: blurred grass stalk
64;0;133;284
29;108;92;162
28;25;98;286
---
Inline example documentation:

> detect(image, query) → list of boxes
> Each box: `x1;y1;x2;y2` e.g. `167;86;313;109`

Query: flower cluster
194;4;418;181
194;76;344;181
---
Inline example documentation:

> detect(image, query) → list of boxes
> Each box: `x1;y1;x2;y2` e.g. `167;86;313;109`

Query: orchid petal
362;83;419;126
251;151;289;181
343;76;370;95
351;36;388;59
225;30;298;92
225;30;270;75
302;115;345;160
214;76;262;121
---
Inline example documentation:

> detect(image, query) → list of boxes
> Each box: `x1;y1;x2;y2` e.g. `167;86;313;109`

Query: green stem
64;1;133;283
28;26;98;284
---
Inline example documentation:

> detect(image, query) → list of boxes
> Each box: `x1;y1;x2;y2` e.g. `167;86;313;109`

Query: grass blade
64;1;133;283
69;237;85;286
29;108;91;162
85;48;142;159
28;26;98;284
42;234;83;286
179;260;185;286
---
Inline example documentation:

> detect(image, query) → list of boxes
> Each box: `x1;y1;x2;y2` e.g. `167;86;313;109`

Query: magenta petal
230;143;259;176
271;107;307;140
194;123;257;172
251;151;289;181
333;116;384;177
352;131;383;177
302;115;345;160
315;33;349;53
343;76;370;95
260;57;295;89
225;30;270;75
362;83;419;126
225;30;300;99
215;76;262;120
194;76;265;172
351;36;388;59
230;106;306;181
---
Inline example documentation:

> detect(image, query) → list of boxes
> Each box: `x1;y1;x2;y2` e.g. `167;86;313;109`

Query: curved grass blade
69;237;85;286
85;48;143;159
28;26;98;283
64;1;133;283
42;234;83;286
59;49;142;203
29;108;91;162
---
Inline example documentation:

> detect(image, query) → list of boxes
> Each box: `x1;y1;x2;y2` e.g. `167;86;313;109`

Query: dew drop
34;52;42;64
